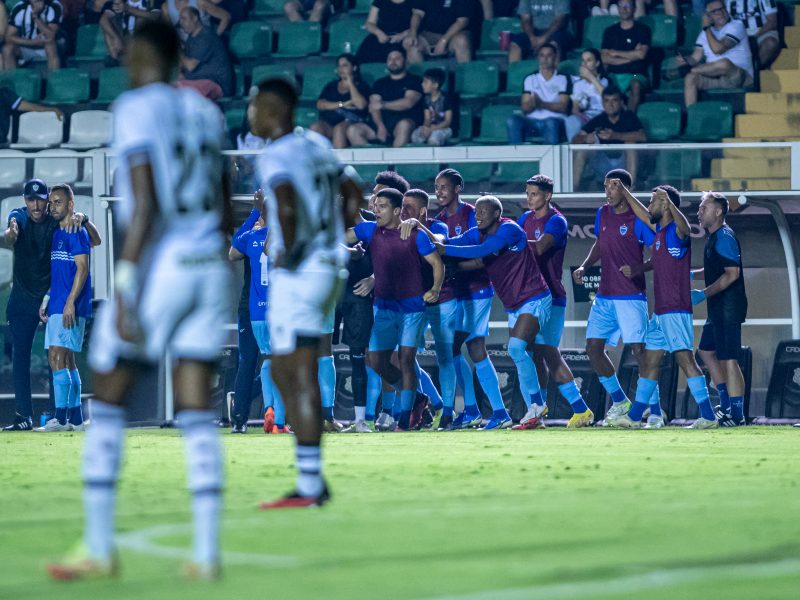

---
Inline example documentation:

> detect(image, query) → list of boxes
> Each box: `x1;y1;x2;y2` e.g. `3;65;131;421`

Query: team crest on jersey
455;225;462;235
619;224;628;236
655;240;661;250
58;241;63;250
534;227;542;240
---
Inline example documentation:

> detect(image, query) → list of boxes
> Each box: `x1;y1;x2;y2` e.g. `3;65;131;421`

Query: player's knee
507;337;528;363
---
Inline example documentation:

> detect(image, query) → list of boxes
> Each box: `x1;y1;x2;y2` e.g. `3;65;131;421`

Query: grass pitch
0;427;798;600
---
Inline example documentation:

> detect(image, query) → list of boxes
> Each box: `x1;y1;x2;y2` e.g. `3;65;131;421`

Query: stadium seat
95;67;129;103
348;0;372;14
652;149;702;182
0;151;27;189
295;108;318;128
396;162;439;184
638;14;678;48
274;22;322;57
251;64;296;87
477;17;522;57
62;110;113;149
501;60;538;98
325;18;369;56
73;195;94;220
359;62;388;86
494;161;540;184
0;196;21;230
557;58;580;77
582;15;617;49
224;107;246;134
680;14;703;53
636;101;681;141
45;68;90;104
447;162;494;183
350;163;387;184
226;64;246;100
228;21;272;59
455;60;499;99
301;64;336;101
454;105;473;141
72;25;106;62
682;101;733;141
0;248;12;287
0;69;42;101
473;105;519;144
251;0;284;18
32;149;80;184
11;111;64;148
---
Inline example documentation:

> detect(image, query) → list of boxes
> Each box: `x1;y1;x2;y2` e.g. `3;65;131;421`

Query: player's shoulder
517;210;532;226
548;209;567;225
428;219;448;236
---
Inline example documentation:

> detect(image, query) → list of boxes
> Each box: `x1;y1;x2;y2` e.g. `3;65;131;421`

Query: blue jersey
233;225;268;321
49;227;92;318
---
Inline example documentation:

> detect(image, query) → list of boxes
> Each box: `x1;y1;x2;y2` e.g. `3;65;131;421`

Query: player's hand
619;265;633;278
253;189;265;214
5;218;19;245
39;306;48;323
353;275;374;296
691;289;707;305
434;241;446;255
399;218;419;240
67;212;84;233
349;242;365;260
62;301;76;329
115;296;143;342
572;266;585;284
423;288;440;303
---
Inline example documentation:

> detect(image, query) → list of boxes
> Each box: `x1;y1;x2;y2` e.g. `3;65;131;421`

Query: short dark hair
703;190;729;216
375;170;410;193
602;85;624;99
376;187;404;209
526;174;554;193
653;184;681;208
386;45;406;60
537;42;558;56
423;68;446;88
184;6;201;20
705;0;724;7
132;19;180;69
404;188;429;209
257;77;299;109
49;183;74;202
606;168;632;188
436;168;464;189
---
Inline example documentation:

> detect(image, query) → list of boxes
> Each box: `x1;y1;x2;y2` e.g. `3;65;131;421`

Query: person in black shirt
410;67;453;146
356;0;415;65
0;85;63;146
346;47;423;148
405;0;472;64
178;6;233;98
600;0;651;110
310;53;370;149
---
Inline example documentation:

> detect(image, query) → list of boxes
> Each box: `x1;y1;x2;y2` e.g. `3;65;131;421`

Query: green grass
1;428;799;599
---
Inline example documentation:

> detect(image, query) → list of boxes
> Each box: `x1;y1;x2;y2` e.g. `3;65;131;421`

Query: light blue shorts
369;306;426;352
507;294;552;330
418;298;458;349
645;312;694;353
535;303;565;347
456;297;492;341
251;319;271;355
586;297;648;346
45;316;86;352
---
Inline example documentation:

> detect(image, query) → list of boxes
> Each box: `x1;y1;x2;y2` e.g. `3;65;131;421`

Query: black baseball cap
24;179;48;201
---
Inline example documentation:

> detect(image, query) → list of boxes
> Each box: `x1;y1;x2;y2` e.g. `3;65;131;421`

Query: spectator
178;6;233;99
726;0;780;67
410;67;453;146
347;47;423;148
205;0;245;25
356;0;415;65
283;0;331;22
100;0;157;62
601;0;651;111
404;0;471;64
680;0;753;106
162;0;230;37
508;0;572;63
3;0;61;72
506;42;571;145
593;0;677;17
0;85;64;146
565;48;609;144
311;53;370;149
571;86;646;189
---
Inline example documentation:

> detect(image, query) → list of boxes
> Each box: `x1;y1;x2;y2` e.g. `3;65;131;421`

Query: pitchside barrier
677;347;753;422
764;340;800;419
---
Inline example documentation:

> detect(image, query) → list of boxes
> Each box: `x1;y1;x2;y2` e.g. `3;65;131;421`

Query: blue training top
49;227;92;318
233;222;268;322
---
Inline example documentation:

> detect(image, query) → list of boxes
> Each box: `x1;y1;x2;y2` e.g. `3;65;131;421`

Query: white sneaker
686;417;719;430
35;418;71;432
341;420;374;433
520;403;547;425
605;413;641;429
644;415;665;429
68;422;86;432
603;400;631;426
375;413;396;432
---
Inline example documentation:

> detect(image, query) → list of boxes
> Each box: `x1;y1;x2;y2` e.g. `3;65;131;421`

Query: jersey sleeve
664;224;689;259
428;220;448;239
72;229;91;256
544;214;568;247
467;209;477;229
517;211;530;228
415;230;435;256
594;207;602;236
444;225;513;259
725;20;746;44
353;221;377;244
635;217;655;246
715;229;741;266
232;227;251;254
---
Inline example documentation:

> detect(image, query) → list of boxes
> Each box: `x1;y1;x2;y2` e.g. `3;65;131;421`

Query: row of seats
0;67;128;104
9;110;111;149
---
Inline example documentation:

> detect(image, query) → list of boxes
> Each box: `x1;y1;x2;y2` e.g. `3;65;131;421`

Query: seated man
283;0;331;22
679;0;753;106
100;0;157;62
571;86;646;189
600;0;651;111
346;47;423;148
178;6;233;99
3;0;61;72
506;43;571;145
725;0;779;67
404;0;471;64
508;0;572;63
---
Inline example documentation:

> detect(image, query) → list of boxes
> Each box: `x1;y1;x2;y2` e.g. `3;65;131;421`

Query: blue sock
415;360;442;410
717;382;730;413
443;406;453;418
507;337;544;407
260;359;275;409
454;354;478;411
53;369;71;425
399;390;414;429
366;367;381;421
381;390;395;415
392;393;402;420
68;368;83;425
599;374;628;404
436;355;456;415
474;357;507;415
273;386;286;428
730;396;744;422
558;381;589;414
318;355;336;417
688;375;715;421
628;377;657;422
649;384;662;417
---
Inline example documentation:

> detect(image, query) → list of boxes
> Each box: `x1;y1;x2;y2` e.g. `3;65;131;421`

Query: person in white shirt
725;0;779;67
565;48;608;144
679;0;753;106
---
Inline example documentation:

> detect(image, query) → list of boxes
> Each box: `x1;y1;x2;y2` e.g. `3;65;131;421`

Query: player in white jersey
252;78;361;509
48;21;234;581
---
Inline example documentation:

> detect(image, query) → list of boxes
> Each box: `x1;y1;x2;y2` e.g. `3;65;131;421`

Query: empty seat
680;14;703;53
46;68;91;104
274;22;322;57
224;107;246;134
33;149;80;184
229;21;272;59
251;64;296;87
295;107;318;128
652;149;703;182
62;110;113;149
638;14;678;48
682;101;733;141
637;101;681;141
477;17;522;57
11;111;64;148
501;60;539;98
251;0;284;18
0;69;42;101
325;18;369;56
557;58;580;77
301;64;336;101
473;105;518;144
494;161;539;184
349;0;373;14
455;60;499;99
95;67;129;103
454;105;473;141
359;62;388;86
0;248;12;287
72;25;106;61
447;162;494;182
0;151;28;189
1;196;22;229
582;15;617;49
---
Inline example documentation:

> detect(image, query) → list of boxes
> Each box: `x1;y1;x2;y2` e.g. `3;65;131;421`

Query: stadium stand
11;112;64;149
62;110;113;150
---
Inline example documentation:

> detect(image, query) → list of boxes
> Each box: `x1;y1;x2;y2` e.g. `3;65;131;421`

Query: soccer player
693;191;748;427
48;21;234;580
516;175;594;429
433;168;504;429
253;77;361;508
572;168;653;425
36;184;93;433
604;183;718;429
436;196;550;429
346;187;444;431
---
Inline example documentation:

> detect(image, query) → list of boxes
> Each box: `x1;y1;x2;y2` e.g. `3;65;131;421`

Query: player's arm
62;253;89;329
344;228;359;245
3;217;19;247
531;233;555;255
228;245;245;261
421;250;444;303
621;258;652;279
442;231;509;259
666;197;691;240
399;219;445;243
616;180;656;231
340;167;362;229
702;266;740;298
573;241;601;283
272;182;301;269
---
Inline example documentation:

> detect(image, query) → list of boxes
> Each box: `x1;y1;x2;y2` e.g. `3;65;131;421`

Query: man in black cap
2;179;101;430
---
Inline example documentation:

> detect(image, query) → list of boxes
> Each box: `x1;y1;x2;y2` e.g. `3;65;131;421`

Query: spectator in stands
178;6;233;99
506;42;571;145
600;0;651;111
726;0;780;67
508;0;572;63
0;85;63;146
162;0;231;37
593;0;678;17
679;0;754;106
3;0;62;72
565;48;609;144
404;0;472;64
311;53;370;148
356;0;415;65
410;67;452;146
571;86;646;189
347;47;423;148
205;0;245;25
283;0;331;22
100;0;158;63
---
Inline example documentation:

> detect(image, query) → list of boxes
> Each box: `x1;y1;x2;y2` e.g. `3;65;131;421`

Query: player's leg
45;344;73;430
428;300;457;429
585;298;629;409
507;300;548;431
5;294;39;428
617;347;662;428
452;329;479;428
231;315;260;432
65;350;85;430
698;321;731;418
462;298;499;428
716;321;745;425
397;310;426;430
318;331;340;430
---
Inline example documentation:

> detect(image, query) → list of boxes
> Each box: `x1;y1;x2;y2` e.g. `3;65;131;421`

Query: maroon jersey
652;222;692;314
594;205;653;298
435;202;493;299
518;208;567;305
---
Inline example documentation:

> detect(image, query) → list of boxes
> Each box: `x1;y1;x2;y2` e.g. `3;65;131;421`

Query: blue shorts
645;312;694;353
698;319;742;361
456;297;492;341
251;319;271;355
369;306;426;352
535;303;565;347
45;315;87;352
418;298;458;349
507;293;552;330
586;297;648;346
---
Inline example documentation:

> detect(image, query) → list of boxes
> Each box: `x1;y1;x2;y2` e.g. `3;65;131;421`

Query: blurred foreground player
49;21;234;580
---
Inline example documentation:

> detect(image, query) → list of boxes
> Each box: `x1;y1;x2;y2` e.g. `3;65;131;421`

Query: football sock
53;369;71;425
688;375;715;421
178;410;223;567
273;387;286;429
350;350;367;414
559;380;589;414
599;374;628;404
491;409;509;420
628;377;657;422
717;382;730;413
454;353;478;412
354;405;366;422
83;400;124;562
415;361;442;410
507;337;544;408
435;352;456;415
295;443;323;497
730;396;744;422
318;355;336;417
380;391;395;416
474;357;506;415
649;384;662;417
260;359;275;409
68;368;83;425
366;367;381;421
398;390;414;429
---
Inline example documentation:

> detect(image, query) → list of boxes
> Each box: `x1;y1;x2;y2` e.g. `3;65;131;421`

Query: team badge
58;241;63;250
534;227;541;240
455;225;462;235
619;224;628;236
655;240;661;250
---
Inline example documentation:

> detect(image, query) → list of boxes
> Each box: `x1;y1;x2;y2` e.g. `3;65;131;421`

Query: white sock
296;443;323;497
354;406;366;422
178;410;223;567
82;400;125;561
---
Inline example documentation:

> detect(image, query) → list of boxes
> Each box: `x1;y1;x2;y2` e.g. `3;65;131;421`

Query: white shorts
89;236;235;373
268;252;346;355
19;47;47;64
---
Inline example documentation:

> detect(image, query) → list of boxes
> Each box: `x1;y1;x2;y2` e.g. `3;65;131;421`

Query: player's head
48;183;75;222
22;178;49;223
697;190;728;229
386;47;407;75
401;189;429;221
126;19;181;88
649;184;681;223
374;188;403;227
371;170;409;211
704;0;730;28
474;195;502;231
526;174;554;212
435;168;463;209
252;77;299;140
604;169;632;206
601;86;625;117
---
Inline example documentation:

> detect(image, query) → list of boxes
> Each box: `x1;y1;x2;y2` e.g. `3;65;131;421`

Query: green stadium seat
325;18;369;56
45;68;90;104
295;107;318;128
494;161;540;184
638;14;678;48
455;106;473;141
349;0;373;14
229;21;272;59
396;162;439;184
682;101;733;141
224;107;246;133
72;25;107;61
680;15;703;53
0;69;42;101
473;104;518;144
637;101;681;141
351;163;387;184
477;17;522;57
455;60;499;99
447;162;494;182
274;22;322;57
558;58;580;77
95;67;129;103
582;15;617;49
251;0;284;18
652;149;702;182
359;62;388;86
501;60;538;98
301;64;336;101
251;64;297;87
